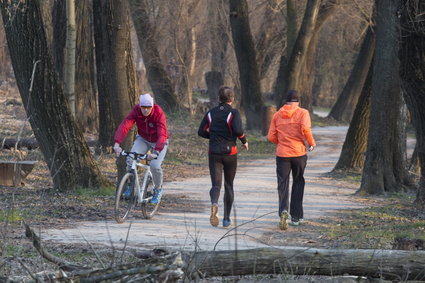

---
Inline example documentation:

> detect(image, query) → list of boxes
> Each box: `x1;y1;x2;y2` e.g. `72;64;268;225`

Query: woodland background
1;0;425;281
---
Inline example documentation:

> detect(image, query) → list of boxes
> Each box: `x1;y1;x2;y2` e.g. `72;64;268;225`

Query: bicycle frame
125;152;152;204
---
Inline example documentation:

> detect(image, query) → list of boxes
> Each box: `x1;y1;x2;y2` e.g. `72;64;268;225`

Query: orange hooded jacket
267;104;316;158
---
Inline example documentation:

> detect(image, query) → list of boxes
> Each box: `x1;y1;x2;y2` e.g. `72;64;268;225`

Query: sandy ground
41;126;367;252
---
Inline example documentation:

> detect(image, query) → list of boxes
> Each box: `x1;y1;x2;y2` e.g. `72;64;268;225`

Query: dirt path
41;126;366;251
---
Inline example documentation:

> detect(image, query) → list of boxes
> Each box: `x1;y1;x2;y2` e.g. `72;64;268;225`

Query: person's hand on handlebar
147;149;159;160
113;143;122;157
147;153;158;160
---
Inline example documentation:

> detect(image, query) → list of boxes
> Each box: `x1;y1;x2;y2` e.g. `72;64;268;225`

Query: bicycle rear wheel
114;172;137;223
141;171;160;219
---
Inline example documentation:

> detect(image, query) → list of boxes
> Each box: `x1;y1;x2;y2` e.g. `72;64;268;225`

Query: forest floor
1;86;424;281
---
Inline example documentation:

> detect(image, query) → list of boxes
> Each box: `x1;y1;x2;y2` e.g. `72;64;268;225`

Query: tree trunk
0;0;108;191
129;0;179;112
399;0;425;207
52;0;98;133
205;71;223;107
64;0;76;117
93;0;137;180
328;26;376;122
208;0;228;75
74;0;98;133
299;0;339;113
275;0;321;107
334;63;372;171
0;13;10;81
206;0;228;108
183;247;425;280
229;0;264;130
286;0;298;59
359;0;403;194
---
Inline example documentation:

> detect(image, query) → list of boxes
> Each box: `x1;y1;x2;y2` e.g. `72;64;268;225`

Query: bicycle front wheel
114;172;137;223
141;171;160;219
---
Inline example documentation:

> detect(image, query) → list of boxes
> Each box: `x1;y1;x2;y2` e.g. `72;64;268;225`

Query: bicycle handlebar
120;150;158;161
120;151;148;160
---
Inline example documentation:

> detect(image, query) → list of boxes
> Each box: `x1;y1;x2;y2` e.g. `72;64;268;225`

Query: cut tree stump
0;160;37;186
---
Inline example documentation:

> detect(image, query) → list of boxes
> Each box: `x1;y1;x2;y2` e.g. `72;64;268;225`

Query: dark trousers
276;155;307;221
208;153;237;221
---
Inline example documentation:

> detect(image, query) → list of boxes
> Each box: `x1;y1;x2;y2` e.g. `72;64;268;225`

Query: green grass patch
2;244;37;257
0;209;24;223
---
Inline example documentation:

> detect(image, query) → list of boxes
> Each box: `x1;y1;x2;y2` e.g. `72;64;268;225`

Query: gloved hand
308;145;315;152
147;153;158;160
113;143;122;157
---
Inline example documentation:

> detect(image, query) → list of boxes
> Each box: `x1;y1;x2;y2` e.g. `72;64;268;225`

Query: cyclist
198;86;248;228
113;93;169;205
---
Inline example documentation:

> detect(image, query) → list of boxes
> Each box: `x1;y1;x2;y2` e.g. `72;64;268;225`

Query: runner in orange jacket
268;90;316;230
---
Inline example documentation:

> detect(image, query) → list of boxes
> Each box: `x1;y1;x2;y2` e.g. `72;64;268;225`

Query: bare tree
274;0;321;108
0;0;108;191
334;63;372;171
129;0;179;111
399;0;425;206
52;0;98;132
359;0;404;194
93;0;137;180
205;0;228;106
229;0;265;130
328;26;375;122
298;0;340;113
64;0;76;117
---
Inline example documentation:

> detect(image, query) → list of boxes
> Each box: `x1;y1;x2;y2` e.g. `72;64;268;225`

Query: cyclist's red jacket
114;104;168;152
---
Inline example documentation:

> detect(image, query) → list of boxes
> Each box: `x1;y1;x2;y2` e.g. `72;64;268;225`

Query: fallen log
1;137;39;150
182;247;425;281
1;137;98;150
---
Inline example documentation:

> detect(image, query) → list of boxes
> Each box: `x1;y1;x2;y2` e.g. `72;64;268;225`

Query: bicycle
114;151;160;223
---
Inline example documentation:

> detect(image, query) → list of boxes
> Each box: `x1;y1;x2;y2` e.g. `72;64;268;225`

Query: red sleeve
114;107;137;144
153;106;168;151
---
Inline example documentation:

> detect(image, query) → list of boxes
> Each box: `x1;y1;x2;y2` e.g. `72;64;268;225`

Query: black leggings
276;155;307;221
208;153;237;220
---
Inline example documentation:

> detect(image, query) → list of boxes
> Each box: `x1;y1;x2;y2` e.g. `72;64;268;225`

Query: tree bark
275;0;321;108
334;63;372;171
183;247;425;280
74;0;98;133
205;71;223;107
359;0;403;194
286;0;298;59
229;0;264;130
206;0;227;107
328;26;376;122
64;0;76;117
0;0;108;191
300;0;340;113
129;0;179;112
52;0;98;133
208;0;228;75
399;0;425;207
93;0;137;180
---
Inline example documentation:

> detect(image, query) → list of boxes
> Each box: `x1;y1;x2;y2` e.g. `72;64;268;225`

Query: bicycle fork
137;164;151;203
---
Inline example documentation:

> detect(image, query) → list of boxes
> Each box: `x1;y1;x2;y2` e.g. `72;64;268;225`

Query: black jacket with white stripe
198;103;247;155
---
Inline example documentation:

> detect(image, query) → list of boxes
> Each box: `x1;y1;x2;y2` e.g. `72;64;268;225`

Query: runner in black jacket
198;86;248;227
